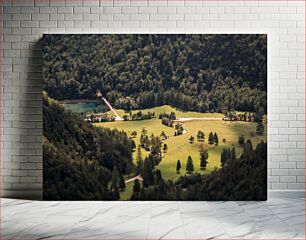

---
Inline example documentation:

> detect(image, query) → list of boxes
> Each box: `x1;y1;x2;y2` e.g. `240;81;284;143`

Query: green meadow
94;105;267;182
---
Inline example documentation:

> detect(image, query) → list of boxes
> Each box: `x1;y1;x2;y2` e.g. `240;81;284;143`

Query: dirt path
125;175;143;184
102;97;124;121
174;117;223;122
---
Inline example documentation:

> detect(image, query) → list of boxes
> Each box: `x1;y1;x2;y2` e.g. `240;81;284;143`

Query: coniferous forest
43;34;267;200
43;34;267;113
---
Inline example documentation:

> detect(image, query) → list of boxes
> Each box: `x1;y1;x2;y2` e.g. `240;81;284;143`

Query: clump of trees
197;131;205;142
208;132;219;145
186;156;194;174
160;112;176;127
123;111;156;121
174;123;184;136
199;144;209;170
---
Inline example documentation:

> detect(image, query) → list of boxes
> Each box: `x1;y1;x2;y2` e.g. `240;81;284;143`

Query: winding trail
125;175;143;184
102;97;124;121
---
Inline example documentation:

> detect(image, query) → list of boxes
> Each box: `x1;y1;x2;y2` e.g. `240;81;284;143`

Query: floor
2;198;305;240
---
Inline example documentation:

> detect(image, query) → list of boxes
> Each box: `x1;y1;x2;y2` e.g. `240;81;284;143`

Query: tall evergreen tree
110;166;120;191
238;135;245;146
189;136;194;144
214;132;218;145
119;174;126;191
256;121;264;135
231;146;236;160
186;156;194;173
176;160;181;173
163;143;168;153
208;132;214;144
136;145;143;174
199;144;209;170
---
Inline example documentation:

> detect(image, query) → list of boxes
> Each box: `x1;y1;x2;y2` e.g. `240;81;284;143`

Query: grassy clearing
95;107;267;182
107;105;225;119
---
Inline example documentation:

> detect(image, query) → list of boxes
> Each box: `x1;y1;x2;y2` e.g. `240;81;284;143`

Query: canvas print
43;34;267;200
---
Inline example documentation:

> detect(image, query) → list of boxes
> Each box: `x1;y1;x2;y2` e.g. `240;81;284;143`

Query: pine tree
136;145;143;174
221;149;227;167
110;166;120;191
143;157;154;187
231;146;236;160
119;174;126;191
214;132;218;145
176;160;181;173
130;139;136;150
133;179;141;193
112;186;120;200
163;143;168;153
160;131;166;139
189;136;194;144
199;144;208;170
256;121;264;135
131;130;137;138
238;135;245;146
141;128;147;135
197;131;204;142
208;132;214;144
186;155;194;173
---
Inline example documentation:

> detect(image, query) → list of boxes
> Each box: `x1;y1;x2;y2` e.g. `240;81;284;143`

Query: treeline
43;93;134;200
43;34;267;113
131;140;267;200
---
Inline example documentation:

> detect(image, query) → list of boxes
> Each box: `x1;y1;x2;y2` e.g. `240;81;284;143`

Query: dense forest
131;140;267;201
43;34;267;113
43;93;134;200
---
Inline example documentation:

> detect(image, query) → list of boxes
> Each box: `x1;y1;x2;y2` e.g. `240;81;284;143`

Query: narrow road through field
125;175;143;184
102;97;124;121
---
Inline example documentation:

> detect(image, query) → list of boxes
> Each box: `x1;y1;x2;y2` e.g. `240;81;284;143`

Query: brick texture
1;0;305;198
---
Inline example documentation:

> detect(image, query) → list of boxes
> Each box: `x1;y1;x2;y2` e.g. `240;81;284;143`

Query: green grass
107;105;224;119
95;107;266;181
94;105;267;199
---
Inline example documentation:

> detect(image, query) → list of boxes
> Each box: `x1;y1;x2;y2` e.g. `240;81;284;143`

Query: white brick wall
1;0;305;198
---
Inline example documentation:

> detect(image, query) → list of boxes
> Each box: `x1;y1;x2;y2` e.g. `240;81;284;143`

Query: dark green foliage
143;157;155;187
43;94;134;200
43;34;267;113
130;139;136;150
197;131;205;142
199;144;208;170
238;135;245;146
221;146;236;167
133;179;141;193
186;156;194;173
208;132;214;144
175;123;184;136
131;131;137;138
214;132;218;145
163;144;168;153
256;121;264;135
136;145;143;175
189;136;194;144
176;160;181;173
119;174;126;191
